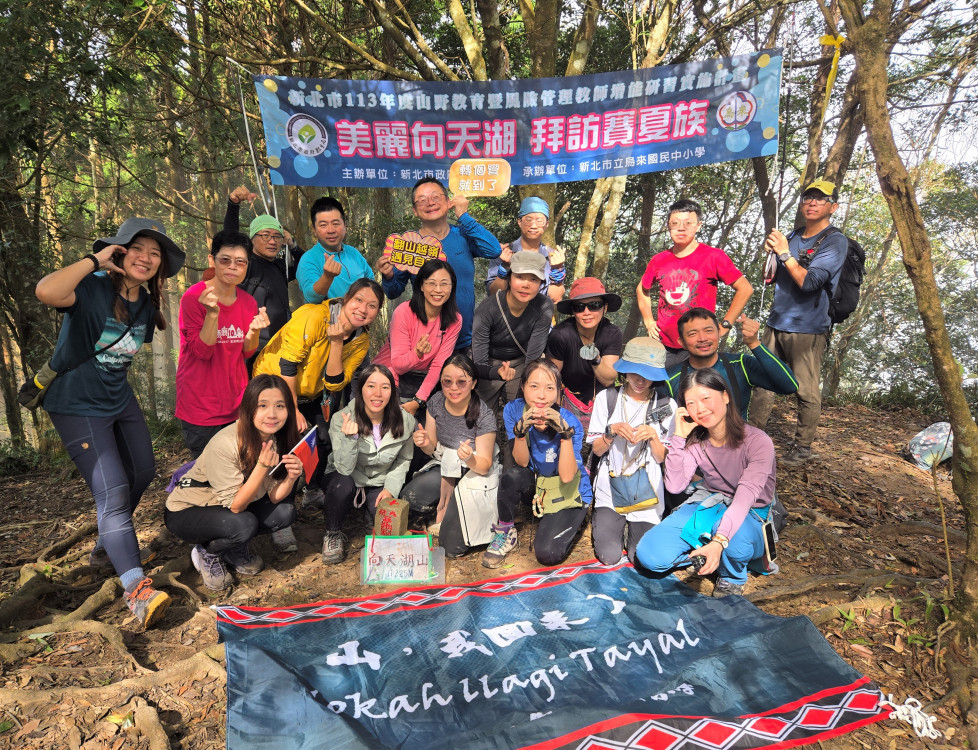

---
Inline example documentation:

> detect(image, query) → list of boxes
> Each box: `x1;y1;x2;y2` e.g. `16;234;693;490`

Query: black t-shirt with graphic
546;317;623;403
45;273;156;417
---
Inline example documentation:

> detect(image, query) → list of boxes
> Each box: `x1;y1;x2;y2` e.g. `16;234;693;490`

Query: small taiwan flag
292;427;318;484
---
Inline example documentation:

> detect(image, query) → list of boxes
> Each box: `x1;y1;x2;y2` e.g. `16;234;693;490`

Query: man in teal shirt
297;197;373;303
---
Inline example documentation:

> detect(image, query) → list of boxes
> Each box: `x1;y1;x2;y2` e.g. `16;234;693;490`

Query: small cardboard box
373;497;409;537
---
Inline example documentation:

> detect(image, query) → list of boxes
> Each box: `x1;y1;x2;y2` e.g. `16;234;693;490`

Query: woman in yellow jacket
252;279;384;534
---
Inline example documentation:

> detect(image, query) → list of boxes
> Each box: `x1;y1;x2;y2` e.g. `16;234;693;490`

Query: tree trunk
838;0;978;628
623;173;658;340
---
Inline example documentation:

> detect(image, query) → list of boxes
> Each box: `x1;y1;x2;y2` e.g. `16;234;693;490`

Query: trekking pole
758;8;796;318
228;57;273;217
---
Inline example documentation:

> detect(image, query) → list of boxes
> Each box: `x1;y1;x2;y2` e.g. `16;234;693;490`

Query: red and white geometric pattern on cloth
215;559;626;629
523;684;887;750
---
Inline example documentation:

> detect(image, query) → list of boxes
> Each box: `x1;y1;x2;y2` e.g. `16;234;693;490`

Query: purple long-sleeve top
665;425;776;541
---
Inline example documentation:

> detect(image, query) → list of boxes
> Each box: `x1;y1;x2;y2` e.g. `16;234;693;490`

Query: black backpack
795;226;866;325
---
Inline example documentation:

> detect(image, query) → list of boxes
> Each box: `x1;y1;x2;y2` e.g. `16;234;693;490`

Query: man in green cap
223;185;306;359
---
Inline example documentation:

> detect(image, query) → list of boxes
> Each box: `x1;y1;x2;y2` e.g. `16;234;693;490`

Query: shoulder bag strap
494;291;529;358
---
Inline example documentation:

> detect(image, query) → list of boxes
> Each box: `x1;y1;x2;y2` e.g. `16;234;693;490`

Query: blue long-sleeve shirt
666;345;798;420
297;242;374;303
768;227;847;334
381;213;500;349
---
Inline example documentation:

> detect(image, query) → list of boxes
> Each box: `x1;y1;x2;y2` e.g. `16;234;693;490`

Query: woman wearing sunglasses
546;278;623;447
176;230;270;458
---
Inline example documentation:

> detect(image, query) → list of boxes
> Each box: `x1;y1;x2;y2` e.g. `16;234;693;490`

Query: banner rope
880;694;942;739
227;57;273;217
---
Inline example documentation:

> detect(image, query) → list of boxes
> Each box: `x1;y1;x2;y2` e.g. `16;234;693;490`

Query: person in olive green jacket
320;364;416;565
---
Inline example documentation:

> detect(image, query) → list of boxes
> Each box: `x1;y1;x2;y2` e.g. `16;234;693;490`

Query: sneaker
271;526;298;553
89;546;156;569
321;530;347;565
124;578;170;628
302;485;325;510
713;578;746;598
191;545;232;591
782;445;813;468
223;543;264;576
482;524;518;569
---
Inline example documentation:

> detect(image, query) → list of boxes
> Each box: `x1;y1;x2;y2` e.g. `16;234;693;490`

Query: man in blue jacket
297;196;374;304
749;179;848;467
666;307;798;421
376;178;500;352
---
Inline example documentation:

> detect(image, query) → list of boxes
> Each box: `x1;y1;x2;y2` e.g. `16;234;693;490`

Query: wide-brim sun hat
93;218;186;278
555;277;622;314
613;336;668;381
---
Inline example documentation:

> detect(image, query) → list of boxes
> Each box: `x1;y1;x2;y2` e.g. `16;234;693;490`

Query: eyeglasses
423;280;452;290
519;216;547;227
571;300;605;313
668;220;699;230
216;256;249;268
801;194;832;205
413;194;445;207
440;378;471;390
254;232;284;243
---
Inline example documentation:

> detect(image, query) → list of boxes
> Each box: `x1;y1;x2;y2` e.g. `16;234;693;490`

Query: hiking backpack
795;226;866;325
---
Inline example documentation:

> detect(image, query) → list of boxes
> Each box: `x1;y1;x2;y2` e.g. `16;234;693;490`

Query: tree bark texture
838;0;978;626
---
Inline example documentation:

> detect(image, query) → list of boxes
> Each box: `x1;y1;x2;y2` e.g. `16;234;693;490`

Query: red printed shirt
640;243;743;348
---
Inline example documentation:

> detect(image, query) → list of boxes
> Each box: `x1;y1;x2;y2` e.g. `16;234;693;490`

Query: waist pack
532;472;583;517
454;467;501;547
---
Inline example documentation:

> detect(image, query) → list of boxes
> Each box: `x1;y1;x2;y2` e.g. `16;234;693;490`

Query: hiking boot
482;524;518;569
89;545;156;569
321;530;347;565
782;445;813;468
427;522;441;537
124;578;170;628
712;578;746;598
223;543;264;576
271;525;298;553
191;545;232;591
302;485;325;510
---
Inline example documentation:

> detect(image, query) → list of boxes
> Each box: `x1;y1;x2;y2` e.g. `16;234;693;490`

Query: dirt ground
0;401;969;749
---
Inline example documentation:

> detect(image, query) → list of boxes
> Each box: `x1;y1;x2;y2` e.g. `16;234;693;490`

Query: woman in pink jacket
373;259;461;418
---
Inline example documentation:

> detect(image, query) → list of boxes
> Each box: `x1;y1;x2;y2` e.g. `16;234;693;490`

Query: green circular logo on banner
286;114;329;157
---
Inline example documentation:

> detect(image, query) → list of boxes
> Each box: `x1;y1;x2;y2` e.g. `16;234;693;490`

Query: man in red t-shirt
636;199;753;366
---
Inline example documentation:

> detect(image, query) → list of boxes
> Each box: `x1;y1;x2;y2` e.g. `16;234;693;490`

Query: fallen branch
808;595;893;626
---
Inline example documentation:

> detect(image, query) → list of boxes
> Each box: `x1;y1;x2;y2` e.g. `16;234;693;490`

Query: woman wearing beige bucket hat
34;218;185;629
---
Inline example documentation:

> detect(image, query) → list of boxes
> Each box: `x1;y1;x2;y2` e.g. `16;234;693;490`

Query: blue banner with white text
217;560;886;749
252;50;781;189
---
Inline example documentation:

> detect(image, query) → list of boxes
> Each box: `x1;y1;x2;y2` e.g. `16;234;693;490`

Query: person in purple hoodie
635;368;777;597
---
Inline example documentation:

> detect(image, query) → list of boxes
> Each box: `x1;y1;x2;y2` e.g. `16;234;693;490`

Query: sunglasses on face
216;256;249;268
571;300;605;313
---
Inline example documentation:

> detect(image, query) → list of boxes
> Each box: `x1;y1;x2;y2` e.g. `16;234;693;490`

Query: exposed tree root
20;618;149;674
150;555;201;608
0;643;226;708
874;522;966;545
749;569;893;602
37;521;97;563
132;696;172;750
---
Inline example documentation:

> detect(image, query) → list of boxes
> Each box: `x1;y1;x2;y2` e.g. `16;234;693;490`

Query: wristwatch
411;396;426;409
777;250;790;263
720;320;732;331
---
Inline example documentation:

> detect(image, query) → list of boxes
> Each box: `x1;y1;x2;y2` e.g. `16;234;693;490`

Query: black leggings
164;497;296;555
441;466;588;566
320;472;385;531
591;506;654;565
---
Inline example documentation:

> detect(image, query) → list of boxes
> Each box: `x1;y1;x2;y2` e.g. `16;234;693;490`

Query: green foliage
0;440;42;477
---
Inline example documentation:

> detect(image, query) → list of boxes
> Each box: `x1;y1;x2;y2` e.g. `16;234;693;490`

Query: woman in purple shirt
635;368;777;597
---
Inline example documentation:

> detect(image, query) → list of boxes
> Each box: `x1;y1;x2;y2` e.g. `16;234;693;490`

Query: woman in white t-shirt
587;337;676;565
